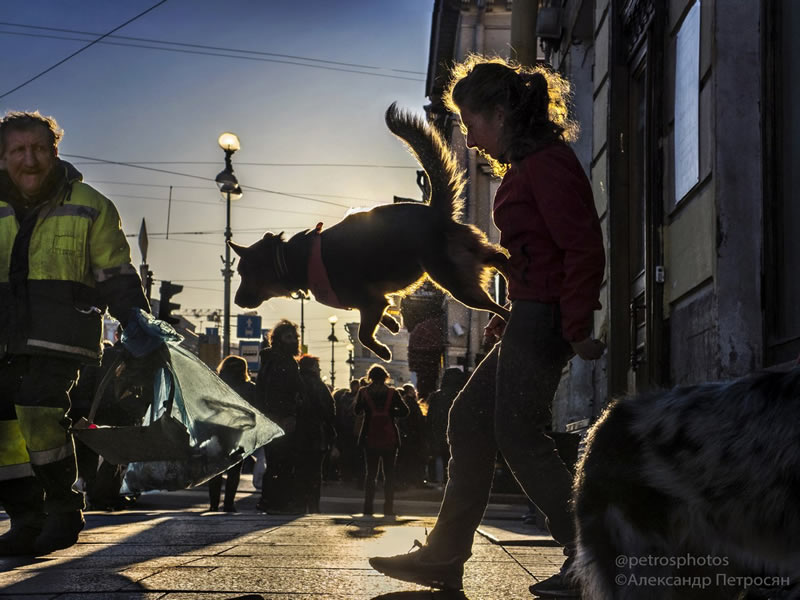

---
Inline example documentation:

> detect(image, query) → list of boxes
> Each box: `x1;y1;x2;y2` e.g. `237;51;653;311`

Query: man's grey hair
0;110;63;156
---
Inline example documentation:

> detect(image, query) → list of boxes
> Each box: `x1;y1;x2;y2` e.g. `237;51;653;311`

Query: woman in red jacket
354;364;409;517
369;55;605;598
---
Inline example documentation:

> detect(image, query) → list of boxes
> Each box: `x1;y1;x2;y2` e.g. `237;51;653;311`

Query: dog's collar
307;223;347;309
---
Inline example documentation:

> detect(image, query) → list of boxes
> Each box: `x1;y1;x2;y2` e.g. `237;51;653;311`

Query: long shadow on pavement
0;489;305;598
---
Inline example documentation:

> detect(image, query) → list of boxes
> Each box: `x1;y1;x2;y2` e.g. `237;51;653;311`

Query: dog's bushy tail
385;102;466;221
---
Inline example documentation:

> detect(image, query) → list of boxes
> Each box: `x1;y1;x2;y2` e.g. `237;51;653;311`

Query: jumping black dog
230;103;509;360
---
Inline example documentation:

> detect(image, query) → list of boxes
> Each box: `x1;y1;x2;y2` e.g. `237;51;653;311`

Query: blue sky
0;0;435;384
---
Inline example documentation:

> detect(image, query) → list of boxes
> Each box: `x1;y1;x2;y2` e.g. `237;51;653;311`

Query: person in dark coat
208;355;257;513
254;320;304;514
70;340;116;502
425;368;468;485
296;354;336;513
70;327;148;511
354;364;409;517
333;379;362;483
396;383;427;489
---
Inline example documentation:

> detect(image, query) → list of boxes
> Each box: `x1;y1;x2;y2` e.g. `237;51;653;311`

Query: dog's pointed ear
228;240;248;256
260;231;285;242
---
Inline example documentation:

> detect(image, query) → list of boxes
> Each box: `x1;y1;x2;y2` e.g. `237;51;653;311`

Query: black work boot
0;476;46;556
30;454;86;554
33;510;85;555
0;521;42;556
32;454;85;515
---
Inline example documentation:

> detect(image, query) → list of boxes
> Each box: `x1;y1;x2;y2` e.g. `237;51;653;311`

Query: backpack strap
364;387;394;416
363;388;379;414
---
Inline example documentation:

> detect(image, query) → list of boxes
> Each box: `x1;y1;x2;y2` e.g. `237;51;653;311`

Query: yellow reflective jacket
0;161;149;363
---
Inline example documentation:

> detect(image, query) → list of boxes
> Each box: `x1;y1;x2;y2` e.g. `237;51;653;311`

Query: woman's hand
483;314;507;344
570;337;606;360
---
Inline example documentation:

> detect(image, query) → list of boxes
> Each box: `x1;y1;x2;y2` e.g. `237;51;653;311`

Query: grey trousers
425;300;576;559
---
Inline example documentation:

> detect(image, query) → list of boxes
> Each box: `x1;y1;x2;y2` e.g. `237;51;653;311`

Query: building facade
425;0;799;431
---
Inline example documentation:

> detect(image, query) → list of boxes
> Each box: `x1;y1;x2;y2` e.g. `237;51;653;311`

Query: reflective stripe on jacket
0;174;147;363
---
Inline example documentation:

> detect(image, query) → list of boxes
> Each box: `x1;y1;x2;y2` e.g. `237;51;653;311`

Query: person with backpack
354;364;409;517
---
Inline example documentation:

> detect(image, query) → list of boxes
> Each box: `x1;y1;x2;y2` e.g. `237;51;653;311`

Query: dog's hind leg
485;251;510;277
380;313;400;333
423;228;511;321
356;302;393;361
426;260;510;321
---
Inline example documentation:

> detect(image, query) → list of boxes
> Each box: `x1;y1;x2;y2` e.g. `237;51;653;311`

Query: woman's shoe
369;540;465;590
528;554;579;597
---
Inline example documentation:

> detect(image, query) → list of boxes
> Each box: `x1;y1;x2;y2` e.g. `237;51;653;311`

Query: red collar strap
307;223;347;309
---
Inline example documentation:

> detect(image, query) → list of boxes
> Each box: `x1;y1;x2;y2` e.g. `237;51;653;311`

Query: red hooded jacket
493;143;605;342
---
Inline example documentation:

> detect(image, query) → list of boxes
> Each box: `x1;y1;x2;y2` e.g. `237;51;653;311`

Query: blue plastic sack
120;341;283;493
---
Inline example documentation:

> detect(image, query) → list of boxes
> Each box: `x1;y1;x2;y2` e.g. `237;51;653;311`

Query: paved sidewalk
0;479;564;599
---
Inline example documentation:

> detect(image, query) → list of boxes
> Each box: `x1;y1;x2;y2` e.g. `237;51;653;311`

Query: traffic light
158;280;183;326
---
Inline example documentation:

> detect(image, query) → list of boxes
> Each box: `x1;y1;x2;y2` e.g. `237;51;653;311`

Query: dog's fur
230;103;509;360
572;367;800;599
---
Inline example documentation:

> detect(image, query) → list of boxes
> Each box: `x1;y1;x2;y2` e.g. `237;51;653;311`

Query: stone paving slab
4;555;201;571
5;543;240;559
58;595;164;600
0;568;161;594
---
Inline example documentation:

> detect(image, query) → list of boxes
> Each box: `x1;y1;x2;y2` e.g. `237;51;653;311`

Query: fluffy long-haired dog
572;367;800;599
230;103;509;360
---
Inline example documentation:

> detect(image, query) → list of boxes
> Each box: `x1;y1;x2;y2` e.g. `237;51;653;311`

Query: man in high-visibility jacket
0;111;150;555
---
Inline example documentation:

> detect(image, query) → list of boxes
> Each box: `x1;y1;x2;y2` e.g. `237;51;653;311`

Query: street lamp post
215;132;243;359
327;315;338;389
291;292;306;351
346;343;355;381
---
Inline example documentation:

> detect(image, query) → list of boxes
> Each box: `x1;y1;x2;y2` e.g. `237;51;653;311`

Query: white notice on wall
674;0;700;205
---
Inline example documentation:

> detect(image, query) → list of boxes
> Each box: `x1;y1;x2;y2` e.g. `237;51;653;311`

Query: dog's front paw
365;342;392;362
380;314;401;334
